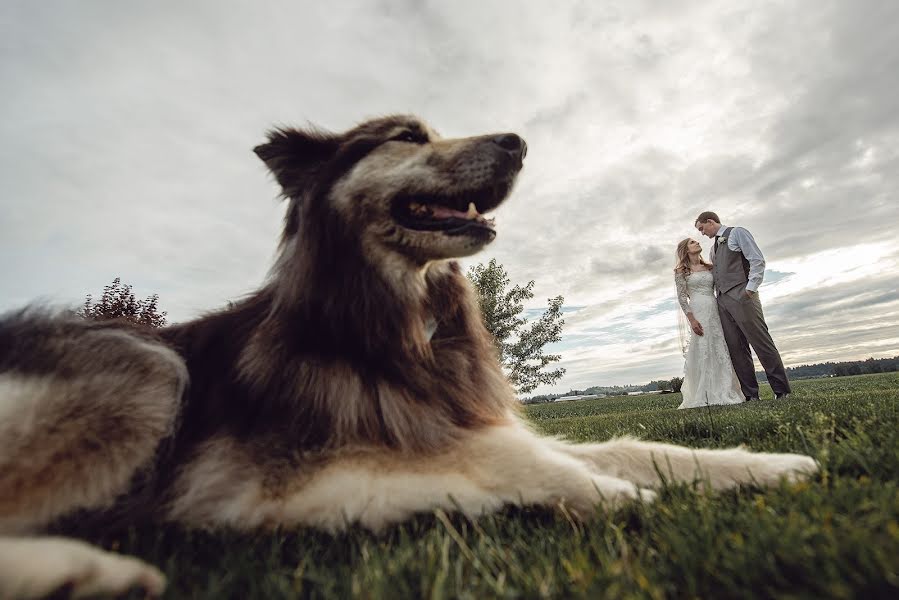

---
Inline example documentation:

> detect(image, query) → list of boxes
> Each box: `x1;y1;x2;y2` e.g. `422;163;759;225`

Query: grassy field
104;373;899;599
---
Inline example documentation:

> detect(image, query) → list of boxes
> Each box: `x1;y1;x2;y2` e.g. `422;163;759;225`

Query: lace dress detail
674;270;745;409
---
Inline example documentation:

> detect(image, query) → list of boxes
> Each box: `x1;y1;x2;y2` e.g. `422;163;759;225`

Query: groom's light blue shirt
715;225;766;292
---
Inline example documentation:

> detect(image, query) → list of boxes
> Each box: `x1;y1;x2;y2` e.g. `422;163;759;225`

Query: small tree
466;259;565;394
670;377;683;393
78;277;168;328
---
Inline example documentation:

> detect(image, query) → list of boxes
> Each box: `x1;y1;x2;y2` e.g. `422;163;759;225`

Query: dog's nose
493;134;526;159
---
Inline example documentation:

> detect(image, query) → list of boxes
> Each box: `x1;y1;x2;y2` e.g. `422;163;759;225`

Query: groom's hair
695;211;720;225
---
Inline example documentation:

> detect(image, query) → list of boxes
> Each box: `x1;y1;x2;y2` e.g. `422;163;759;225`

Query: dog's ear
254;128;340;196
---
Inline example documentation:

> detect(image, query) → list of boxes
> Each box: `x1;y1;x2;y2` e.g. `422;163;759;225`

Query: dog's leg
455;423;657;515
272;422;655;532
555;437;817;490
0;318;186;597
0;536;166;599
0;327;186;531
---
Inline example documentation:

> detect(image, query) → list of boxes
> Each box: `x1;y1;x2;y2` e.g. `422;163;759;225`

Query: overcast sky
2;0;898;394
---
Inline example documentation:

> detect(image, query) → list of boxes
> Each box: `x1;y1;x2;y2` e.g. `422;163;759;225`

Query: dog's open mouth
391;181;512;237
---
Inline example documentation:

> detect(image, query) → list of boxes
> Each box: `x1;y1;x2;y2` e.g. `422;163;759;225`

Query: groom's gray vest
712;227;750;296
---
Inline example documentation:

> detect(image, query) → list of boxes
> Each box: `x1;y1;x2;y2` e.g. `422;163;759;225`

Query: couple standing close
674;211;791;409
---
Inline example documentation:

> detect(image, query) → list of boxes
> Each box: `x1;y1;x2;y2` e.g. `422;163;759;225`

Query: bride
674;238;745;409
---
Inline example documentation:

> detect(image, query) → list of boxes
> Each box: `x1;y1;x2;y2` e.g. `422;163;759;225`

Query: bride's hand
690;318;704;336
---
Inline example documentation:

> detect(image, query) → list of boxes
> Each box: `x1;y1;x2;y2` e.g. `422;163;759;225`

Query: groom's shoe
775;393;791;400
745;396;760;402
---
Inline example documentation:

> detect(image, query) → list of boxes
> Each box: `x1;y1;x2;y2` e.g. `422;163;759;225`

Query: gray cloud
2;0;897;393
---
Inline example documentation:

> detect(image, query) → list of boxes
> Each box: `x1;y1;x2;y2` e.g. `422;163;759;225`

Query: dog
0;115;817;598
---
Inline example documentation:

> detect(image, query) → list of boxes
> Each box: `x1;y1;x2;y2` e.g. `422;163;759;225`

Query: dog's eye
391;131;426;144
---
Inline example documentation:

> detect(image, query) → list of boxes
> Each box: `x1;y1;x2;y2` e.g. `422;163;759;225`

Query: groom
695;211;791;401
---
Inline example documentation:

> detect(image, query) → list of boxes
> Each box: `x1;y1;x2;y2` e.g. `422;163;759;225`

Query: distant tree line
756;356;898;381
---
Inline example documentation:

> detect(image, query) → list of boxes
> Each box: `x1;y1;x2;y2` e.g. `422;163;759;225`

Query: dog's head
254;115;526;263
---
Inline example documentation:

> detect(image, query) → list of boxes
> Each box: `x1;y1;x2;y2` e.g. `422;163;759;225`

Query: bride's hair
674;238;711;275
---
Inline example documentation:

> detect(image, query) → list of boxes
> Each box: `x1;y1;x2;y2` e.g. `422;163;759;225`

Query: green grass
104;373;899;599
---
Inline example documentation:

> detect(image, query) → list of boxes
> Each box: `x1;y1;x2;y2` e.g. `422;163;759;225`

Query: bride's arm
674;272;692;317
674;272;703;336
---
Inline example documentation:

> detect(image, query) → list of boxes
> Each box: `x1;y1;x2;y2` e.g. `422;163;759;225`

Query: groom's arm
729;228;765;293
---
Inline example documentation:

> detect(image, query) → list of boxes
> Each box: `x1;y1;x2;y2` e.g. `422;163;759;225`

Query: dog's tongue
431;202;479;220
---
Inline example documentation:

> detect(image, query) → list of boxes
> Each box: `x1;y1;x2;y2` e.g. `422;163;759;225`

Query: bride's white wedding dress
675;270;745;409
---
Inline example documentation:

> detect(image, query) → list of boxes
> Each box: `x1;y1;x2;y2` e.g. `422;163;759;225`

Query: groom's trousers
716;289;791;397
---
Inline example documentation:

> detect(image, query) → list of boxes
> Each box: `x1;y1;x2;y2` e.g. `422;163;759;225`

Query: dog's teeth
466;202;478;220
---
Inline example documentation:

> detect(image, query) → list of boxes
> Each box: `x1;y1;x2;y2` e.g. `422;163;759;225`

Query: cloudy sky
2;0;898;395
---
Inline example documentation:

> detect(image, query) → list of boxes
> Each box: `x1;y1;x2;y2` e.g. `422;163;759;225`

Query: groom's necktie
711;235;719;293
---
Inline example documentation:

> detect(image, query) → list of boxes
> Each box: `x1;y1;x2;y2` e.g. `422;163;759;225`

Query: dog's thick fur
0;116;817;598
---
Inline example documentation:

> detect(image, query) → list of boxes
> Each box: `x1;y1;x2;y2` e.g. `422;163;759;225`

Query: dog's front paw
752;453;819;486
779;453;819;482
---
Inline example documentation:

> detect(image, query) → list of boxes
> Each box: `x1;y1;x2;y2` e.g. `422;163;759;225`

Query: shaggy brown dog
0;116;816;598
